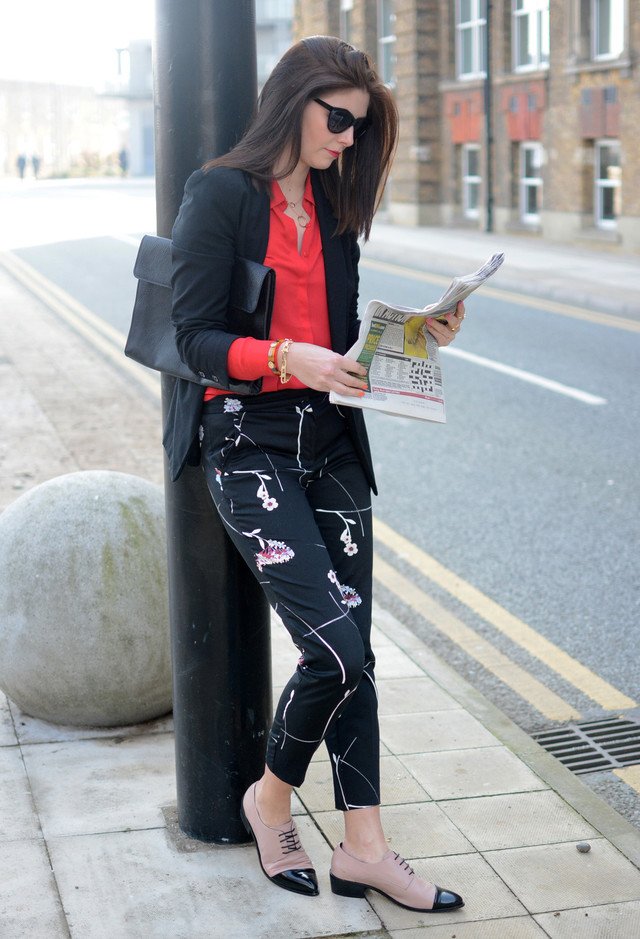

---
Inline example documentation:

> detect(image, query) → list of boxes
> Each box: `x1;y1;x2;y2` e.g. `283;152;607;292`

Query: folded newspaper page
329;253;504;422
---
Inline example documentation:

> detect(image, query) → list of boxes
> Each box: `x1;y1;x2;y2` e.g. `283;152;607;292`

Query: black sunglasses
313;98;371;139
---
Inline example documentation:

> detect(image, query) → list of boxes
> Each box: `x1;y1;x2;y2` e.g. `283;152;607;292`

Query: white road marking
442;346;607;405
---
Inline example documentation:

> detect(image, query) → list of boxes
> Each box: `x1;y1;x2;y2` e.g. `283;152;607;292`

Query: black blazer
164;166;376;493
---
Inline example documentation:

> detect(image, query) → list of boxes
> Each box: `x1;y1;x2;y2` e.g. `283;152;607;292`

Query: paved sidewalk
1;259;640;938
364;219;640;319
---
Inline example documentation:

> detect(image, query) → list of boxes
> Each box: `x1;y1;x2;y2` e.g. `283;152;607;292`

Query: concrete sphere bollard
0;471;172;726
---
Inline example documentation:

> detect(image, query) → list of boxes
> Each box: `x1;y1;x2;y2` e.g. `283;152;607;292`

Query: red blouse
203;173;332;400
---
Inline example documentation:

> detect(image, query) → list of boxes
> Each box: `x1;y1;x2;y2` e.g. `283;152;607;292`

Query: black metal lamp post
153;0;272;844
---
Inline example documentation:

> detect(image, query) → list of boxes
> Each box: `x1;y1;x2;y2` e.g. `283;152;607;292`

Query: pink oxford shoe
240;782;319;896
330;843;464;912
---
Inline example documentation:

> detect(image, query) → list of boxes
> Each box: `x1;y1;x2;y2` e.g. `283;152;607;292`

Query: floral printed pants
200;389;379;811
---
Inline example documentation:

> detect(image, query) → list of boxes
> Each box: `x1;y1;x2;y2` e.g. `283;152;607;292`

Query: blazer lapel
311;170;349;354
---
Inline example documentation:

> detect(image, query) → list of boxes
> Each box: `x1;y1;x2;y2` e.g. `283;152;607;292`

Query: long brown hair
205;36;398;240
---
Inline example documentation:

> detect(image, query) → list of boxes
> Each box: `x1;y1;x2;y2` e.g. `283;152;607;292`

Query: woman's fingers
426;301;465;347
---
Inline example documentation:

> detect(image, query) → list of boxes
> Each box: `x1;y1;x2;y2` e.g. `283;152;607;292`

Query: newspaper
329;253;504;422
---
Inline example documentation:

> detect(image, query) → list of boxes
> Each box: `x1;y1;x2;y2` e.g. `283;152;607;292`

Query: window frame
340;0;354;44
512;0;550;72
592;0;625;60
377;0;397;86
456;0;487;80
462;143;481;219
519;141;543;224
594;139;621;229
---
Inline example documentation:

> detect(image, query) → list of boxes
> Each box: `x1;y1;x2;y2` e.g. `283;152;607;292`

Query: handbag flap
133;234;171;288
133;235;274;313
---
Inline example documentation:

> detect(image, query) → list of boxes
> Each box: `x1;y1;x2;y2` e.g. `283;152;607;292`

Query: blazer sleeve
170;167;249;388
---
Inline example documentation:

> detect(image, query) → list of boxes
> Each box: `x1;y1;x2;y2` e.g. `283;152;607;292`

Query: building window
378;0;396;85
462;144;481;218
513;1;549;71
520;142;543;223
593;0;624;59
340;0;353;44
456;0;487;79
595;140;621;228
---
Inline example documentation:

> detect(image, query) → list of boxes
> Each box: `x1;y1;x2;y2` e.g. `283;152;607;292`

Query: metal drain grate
532;717;640;774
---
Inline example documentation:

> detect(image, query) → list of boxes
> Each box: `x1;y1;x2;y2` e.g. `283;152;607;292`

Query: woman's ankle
341;838;388;864
255;775;293;827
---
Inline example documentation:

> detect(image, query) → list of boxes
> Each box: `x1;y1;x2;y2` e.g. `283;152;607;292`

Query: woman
168;36;465;912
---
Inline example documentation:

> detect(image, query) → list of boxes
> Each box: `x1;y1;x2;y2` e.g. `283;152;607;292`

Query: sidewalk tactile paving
298;753;431;812
21;733;176;838
0;839;68;937
377;677;459;715
314;801;475;858
534;900;640;938
485;839;640;912
389;916;548;937
438;790;598;851
402;746;548;800
365;851;526;929
46;820;381;939
380;710;497;754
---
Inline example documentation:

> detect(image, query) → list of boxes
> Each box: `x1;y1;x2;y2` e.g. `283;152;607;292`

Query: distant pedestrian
31;155;41;179
118;148;129;176
16;154;27;179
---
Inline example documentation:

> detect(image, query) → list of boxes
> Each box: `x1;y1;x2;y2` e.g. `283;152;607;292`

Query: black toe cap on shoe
433;886;464;910
273;868;319;896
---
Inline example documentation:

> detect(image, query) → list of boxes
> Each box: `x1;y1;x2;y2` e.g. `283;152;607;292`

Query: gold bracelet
267;339;285;375
278;338;293;384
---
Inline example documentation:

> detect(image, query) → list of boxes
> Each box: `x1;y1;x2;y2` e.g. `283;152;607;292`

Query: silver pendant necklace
286;197;309;228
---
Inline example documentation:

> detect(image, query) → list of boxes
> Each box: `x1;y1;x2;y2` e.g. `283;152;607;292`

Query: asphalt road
3;177;639;824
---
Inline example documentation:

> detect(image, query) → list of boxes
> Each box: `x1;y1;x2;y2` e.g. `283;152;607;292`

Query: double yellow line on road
5;245;636;727
0;250;160;397
373;516;636;720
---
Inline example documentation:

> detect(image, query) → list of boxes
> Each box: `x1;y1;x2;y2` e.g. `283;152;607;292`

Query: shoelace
394;852;415;877
279;823;302;854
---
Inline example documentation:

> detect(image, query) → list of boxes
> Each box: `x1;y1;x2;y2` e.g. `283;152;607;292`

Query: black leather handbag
125;234;275;387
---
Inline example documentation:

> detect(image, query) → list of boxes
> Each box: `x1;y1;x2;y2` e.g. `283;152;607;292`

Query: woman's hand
425;300;465;347
281;342;368;397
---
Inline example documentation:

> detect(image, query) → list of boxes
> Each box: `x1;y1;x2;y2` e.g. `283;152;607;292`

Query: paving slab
438;789;598;851
0;746;41;843
377;677;459;716
484;839;640;913
0;692;16;746
389;917;548;937
8;699;173;745
380;709;497;755
313;801;475;858
21;733;176;838
0;838;69;938
402;746;548;801
365;852;525;930
534;899;640;938
47;820;381;939
297;753;431;812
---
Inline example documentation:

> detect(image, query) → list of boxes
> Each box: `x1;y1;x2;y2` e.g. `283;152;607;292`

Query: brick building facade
295;1;640;252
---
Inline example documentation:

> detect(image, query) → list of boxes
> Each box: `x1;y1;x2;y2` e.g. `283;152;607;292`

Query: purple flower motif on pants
255;540;295;572
327;569;362;608
223;398;243;413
